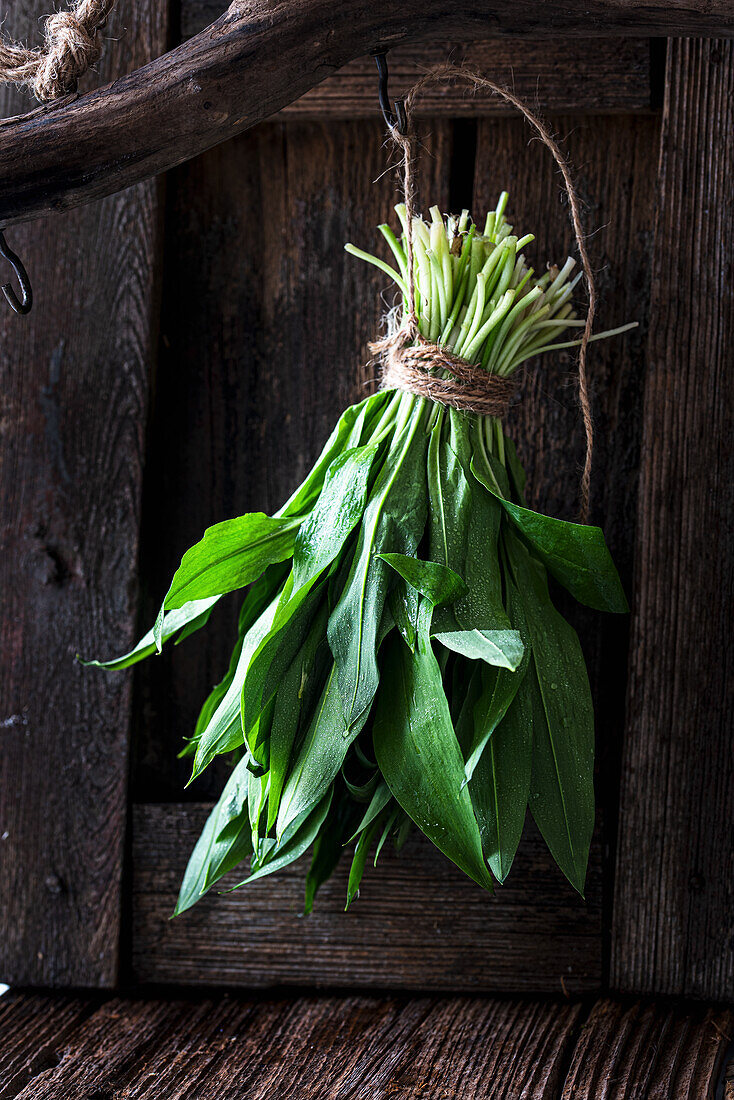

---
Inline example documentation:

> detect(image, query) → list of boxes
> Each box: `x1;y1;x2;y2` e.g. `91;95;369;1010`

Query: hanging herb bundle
89;191;632;914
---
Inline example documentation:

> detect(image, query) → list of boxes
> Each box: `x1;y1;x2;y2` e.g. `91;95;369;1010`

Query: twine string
0;0;114;102
386;63;596;523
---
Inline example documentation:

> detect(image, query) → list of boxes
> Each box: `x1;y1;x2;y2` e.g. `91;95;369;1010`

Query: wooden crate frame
0;3;731;1003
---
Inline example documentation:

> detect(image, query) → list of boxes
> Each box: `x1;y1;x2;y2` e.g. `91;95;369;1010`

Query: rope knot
0;0;114;102
371;330;518;418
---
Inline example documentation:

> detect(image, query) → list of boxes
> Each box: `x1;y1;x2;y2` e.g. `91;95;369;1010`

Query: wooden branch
0;0;732;228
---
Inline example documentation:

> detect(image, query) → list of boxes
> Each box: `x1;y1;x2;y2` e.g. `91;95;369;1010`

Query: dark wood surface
0;0;727;228
560;997;734;1099
611;39;734;1003
0;0;167;988
178;35;653;116
132;803;602;994
0;989;731;1098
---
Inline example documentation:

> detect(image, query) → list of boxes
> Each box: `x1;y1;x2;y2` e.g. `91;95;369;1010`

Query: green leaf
276;663;370;841
241;581;327;767
505;533;595;894
267;604;331;831
428;411;522;669
464;661;527;784
82;595;220;671
470;680;532;882
328;400;429;728
174;759;253;914
155;512;302;647
472;452;628;614
388;577;420;651
462;575;530;782
292;443;379;591
304;798;348;915
347;779;392;843
185;563;289;758
372;623;493;891
346;818;380;909
233;791;332;887
279;390;390;517
190;593;280;780
434;628;523;671
378;553;467;607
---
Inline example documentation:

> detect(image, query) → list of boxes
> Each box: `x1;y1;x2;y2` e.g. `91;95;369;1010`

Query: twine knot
372;330;518;418
0;0;114;102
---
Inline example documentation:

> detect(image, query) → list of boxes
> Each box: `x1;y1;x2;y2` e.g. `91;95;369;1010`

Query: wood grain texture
0;990;582;1098
176;34;652;116
0;0;167;987
131;803;601;994
473;112;659;969
0;989;731;1098
560;997;734;1099
0;992;93;1098
133;118;451;801
611;39;734;1002
0;0;728;228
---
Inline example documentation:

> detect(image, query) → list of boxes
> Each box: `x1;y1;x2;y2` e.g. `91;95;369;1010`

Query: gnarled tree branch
0;0;732;227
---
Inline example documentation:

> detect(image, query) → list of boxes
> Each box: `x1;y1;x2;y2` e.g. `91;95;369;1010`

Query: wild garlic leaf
174;758;253;915
346;819;380;909
472;452;628;614
279;390;390;517
155;512;302;649
82;595;220;671
470;677;532;883
267;606;331;831
378;553;467;608
347;779;393;843
388;578;420;651
241;583;327;768
433;628;523;671
505;531;595;895
428;412;521;669
276;663;370;841
328;403;429;729
188;563;290;755
233;791;332;888
304;798;350;915
291;443;379;592
190;594;280;780
372;621;494;892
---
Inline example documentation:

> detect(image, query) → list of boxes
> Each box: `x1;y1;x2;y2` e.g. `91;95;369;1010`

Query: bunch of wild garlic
90;195;630;913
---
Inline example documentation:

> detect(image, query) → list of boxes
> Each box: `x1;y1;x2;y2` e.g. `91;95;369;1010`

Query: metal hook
0;230;32;315
373;53;407;135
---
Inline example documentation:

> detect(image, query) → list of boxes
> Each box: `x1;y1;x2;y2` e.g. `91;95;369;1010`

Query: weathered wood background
0;0;731;1012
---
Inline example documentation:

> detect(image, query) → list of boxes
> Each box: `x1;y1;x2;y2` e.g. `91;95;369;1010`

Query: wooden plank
133;117;452;801
0;0;728;229
0;0;167;987
175;33;652;116
0;992;93;1099
473;112;660;973
611;39;734;1001
1;990;731;1098
561;998;734;1098
131;803;601;994
0;991;582;1098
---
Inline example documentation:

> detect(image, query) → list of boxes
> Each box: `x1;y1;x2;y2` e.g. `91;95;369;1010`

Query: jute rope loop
0;0;114;102
379;63;597;523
